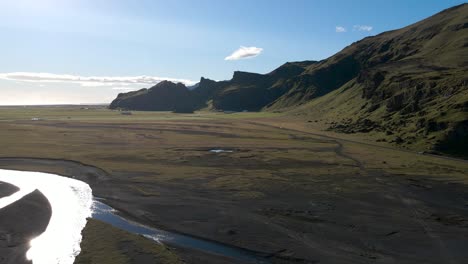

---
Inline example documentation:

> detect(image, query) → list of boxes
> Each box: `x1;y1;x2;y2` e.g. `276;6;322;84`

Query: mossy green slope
281;4;468;157
109;4;467;156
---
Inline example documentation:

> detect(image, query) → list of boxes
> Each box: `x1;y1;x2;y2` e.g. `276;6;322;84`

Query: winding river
0;169;267;264
0;169;92;264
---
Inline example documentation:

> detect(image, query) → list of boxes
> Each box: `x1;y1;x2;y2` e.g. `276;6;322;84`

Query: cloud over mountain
225;46;263;60
0;72;196;87
353;25;373;31
335;26;346;32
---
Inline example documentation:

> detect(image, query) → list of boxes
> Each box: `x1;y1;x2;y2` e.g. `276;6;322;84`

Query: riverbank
75;219;182;264
0;108;467;263
0;185;51;264
2;155;468;263
76;219;247;264
0;159;249;263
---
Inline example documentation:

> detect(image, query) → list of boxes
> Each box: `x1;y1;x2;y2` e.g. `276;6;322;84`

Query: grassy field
75;219;182;264
0;106;467;263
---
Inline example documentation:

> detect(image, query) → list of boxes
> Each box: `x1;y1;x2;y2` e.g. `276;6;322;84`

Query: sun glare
0;170;92;264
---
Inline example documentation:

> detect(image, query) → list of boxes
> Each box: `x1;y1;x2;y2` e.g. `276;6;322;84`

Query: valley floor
0;106;467;264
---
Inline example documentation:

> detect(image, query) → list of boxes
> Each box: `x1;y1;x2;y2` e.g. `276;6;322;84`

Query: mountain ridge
109;3;468;157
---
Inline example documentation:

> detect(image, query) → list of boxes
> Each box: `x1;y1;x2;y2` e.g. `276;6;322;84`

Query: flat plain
0;105;467;264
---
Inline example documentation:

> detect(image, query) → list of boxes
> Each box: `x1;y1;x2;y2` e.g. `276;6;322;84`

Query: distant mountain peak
109;4;468;156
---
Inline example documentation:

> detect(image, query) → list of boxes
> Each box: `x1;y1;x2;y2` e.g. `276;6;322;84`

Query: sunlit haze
0;0;464;105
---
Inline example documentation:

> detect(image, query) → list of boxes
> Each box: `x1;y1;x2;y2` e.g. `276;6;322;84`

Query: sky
0;0;465;105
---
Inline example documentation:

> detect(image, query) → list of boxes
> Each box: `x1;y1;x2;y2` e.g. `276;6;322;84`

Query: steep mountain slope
195;61;318;111
109;4;467;156
110;60;317;112
286;3;468;157
109;81;194;112
270;4;467;109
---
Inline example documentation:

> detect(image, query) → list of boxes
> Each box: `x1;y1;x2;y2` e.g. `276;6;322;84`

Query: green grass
1;106;467;263
1;105;466;192
75;219;182;264
0;105;283;122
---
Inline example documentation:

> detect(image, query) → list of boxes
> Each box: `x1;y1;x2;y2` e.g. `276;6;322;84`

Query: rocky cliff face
110;81;194;112
111;60;317;112
109;4;468;157
297;4;468;157
194;61;317;111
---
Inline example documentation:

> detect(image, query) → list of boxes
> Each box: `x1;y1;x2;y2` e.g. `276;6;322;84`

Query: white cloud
225;46;263;61
112;87;137;91
353;25;373;32
335;26;346;33
0;72;197;87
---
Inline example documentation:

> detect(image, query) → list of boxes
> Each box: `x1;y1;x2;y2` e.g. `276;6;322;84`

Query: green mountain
287;3;468;157
109;4;468;157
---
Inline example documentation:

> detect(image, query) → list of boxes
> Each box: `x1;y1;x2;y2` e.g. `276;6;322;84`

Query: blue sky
0;0;465;105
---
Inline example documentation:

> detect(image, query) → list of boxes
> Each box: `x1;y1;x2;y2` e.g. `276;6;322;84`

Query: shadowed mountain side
0;189;52;264
270;4;467;108
109;61;317;112
109;4;468;157
288;3;468;157
109;81;194;113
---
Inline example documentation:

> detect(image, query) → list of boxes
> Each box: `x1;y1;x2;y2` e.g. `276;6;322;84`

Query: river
0;169;92;264
0;169;267;264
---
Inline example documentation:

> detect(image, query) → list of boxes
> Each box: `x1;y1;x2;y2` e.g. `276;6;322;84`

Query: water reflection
92;201;267;263
209;149;234;153
0;169;266;264
0;169;92;264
